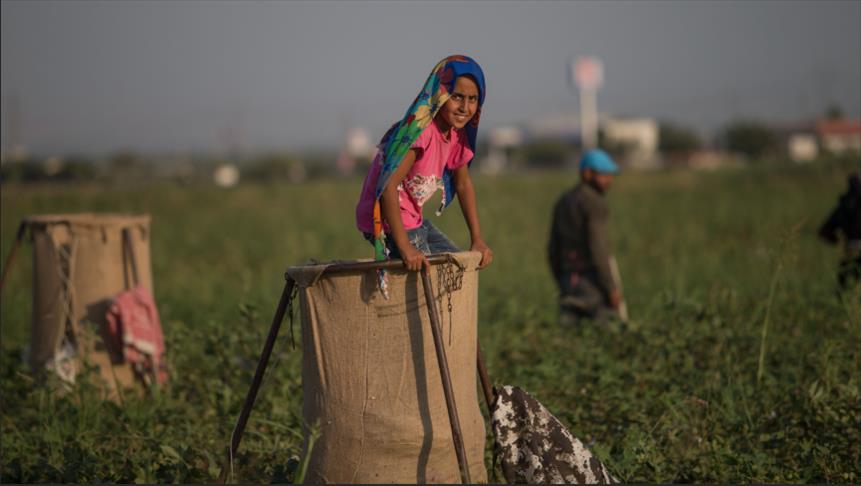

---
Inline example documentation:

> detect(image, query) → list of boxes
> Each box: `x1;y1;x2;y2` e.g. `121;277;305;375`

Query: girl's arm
453;164;493;268
380;148;428;272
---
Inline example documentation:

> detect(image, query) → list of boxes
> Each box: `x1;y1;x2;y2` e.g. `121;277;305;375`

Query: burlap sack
287;252;487;484
26;213;153;398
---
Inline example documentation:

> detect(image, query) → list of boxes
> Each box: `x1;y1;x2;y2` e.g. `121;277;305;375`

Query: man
547;149;622;325
819;171;861;290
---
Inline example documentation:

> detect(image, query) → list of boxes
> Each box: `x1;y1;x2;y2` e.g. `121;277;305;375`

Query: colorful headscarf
371;54;486;297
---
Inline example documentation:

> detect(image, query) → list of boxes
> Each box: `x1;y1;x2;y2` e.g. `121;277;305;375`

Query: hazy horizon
2;0;860;156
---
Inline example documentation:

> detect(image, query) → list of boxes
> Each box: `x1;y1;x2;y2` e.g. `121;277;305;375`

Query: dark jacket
819;171;861;252
547;182;616;295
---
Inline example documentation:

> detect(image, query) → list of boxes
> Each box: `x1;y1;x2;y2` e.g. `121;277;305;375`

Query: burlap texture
287;252;487;484
26;214;153;398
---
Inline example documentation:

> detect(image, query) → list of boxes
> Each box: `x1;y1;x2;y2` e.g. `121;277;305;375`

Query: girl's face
437;75;479;131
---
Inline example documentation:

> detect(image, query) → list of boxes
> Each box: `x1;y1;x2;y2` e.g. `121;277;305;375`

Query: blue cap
579;149;619;174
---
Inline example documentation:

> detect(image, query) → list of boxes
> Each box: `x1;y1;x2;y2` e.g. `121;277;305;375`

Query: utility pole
570;57;604;151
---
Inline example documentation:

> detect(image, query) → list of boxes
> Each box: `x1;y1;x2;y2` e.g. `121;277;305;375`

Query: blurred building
483;126;525;174
781;118;861;162
42;156;65;176
336;126;374;176
0;144;28;165
601;117;660;169
483;112;662;170
787;132;819;162
524;112;581;143
816;119;861;155
213;163;240;188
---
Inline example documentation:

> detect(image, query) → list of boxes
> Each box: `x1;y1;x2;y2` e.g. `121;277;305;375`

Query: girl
355;55;493;294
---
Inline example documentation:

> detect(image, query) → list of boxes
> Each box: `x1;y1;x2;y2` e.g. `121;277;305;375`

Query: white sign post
571;57;604;150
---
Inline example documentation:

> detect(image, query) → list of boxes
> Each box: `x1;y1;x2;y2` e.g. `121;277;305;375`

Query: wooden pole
476;342;494;412
217;277;296;484
420;266;471;484
0;221;26;296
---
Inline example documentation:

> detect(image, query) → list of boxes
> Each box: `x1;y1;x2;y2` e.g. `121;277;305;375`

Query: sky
2;0;860;156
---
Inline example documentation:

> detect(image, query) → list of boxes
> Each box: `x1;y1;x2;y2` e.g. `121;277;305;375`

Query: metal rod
302;254;456;277
217;277;296;484
476;342;494;412
420;266;471;484
0;221;26;296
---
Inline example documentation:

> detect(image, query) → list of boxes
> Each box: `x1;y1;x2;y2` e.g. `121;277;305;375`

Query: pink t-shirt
356;122;474;233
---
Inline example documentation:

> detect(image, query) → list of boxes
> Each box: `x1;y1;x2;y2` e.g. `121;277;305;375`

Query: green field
1;161;859;483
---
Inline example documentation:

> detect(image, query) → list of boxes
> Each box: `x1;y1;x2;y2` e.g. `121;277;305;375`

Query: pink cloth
356;121;474;233
105;284;168;385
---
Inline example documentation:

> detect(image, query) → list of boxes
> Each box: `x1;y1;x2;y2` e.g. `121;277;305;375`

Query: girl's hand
400;244;428;272
470;239;493;269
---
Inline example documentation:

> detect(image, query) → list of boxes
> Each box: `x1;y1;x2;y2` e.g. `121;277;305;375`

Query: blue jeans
364;219;460;257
